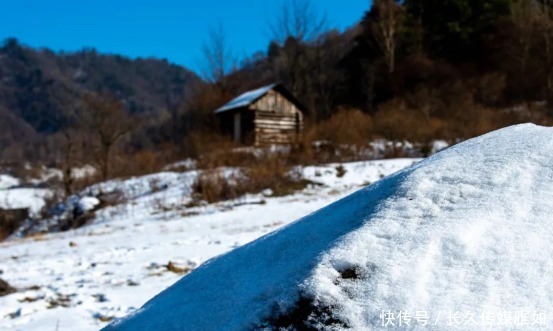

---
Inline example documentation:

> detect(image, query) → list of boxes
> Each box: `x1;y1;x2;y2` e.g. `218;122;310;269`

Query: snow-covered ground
0;174;51;215
103;124;553;331
0;175;20;190
0;188;51;215
0;158;416;331
0;165;97;216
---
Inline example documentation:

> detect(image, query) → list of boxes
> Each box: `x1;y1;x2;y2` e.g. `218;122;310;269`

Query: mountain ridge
0;38;201;160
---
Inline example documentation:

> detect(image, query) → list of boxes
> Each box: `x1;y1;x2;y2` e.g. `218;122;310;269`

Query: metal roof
214;83;277;113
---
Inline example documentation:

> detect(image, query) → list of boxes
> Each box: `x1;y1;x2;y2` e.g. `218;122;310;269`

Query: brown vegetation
0;208;29;240
313;108;373;146
5;1;553;223
0;278;16;297
191;170;244;203
81;93;134;181
191;154;312;204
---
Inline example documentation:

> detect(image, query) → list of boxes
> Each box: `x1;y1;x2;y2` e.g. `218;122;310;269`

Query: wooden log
256;133;296;141
255;114;297;121
255;125;297;131
255;129;298;135
255;121;298;126
255;116;297;121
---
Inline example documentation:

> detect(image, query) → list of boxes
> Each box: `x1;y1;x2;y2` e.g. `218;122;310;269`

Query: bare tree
201;22;235;92
311;31;346;120
370;0;404;73
270;0;328;44
510;0;538;73
537;0;553;99
269;0;330;110
58;128;80;197
81;93;132;181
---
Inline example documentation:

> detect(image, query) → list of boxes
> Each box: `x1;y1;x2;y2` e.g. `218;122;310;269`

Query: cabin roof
214;83;307;114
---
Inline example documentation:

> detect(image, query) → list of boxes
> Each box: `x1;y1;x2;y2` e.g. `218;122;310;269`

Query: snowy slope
0;174;19;189
0;159;415;330
0;187;51;214
105;124;553;331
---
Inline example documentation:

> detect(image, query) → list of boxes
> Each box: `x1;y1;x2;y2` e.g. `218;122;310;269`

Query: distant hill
0;38;200;161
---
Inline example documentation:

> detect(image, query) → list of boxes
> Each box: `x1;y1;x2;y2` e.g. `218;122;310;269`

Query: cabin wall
251;90;304;146
217;108;255;145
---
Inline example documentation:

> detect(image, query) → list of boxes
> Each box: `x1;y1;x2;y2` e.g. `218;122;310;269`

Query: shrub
244;157;309;197
184;131;257;169
373;100;428;155
191;155;312;203
335;165;346;178
191;170;245;203
0;277;16;296
290;109;374;164
373;98;451;157
314;108;374;147
0;208;29;240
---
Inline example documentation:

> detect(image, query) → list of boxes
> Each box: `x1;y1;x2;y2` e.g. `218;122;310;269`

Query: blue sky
0;0;370;73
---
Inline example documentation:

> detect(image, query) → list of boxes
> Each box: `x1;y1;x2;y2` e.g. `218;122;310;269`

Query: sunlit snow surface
0;156;414;330
105;124;553;331
0;187;50;215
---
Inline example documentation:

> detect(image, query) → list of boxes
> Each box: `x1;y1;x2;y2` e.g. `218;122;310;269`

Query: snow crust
105;124;553;330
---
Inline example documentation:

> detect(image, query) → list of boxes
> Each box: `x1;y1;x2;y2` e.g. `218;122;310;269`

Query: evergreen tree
403;0;511;61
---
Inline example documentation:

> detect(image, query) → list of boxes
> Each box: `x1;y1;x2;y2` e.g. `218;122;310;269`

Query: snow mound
104;124;553;331
0;174;20;189
77;196;100;213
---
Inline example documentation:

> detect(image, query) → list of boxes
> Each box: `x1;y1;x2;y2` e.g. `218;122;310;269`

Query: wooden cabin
214;83;307;146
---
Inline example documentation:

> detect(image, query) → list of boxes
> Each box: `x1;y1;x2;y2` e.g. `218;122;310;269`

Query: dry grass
288;108;375;164
314;108;374;146
191;170;246;203
184;131;258;169
191;155;313;204
0;208;29;241
242;157;307;197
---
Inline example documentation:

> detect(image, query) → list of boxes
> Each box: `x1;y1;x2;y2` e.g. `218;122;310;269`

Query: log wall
250;90;304;146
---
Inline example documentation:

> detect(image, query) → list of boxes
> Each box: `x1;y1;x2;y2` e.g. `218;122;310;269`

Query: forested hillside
0;38;199;164
202;0;553;143
2;0;553;181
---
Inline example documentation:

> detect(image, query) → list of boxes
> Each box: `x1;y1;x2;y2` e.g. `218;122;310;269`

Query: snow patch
78;197;101;213
0;175;20;189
